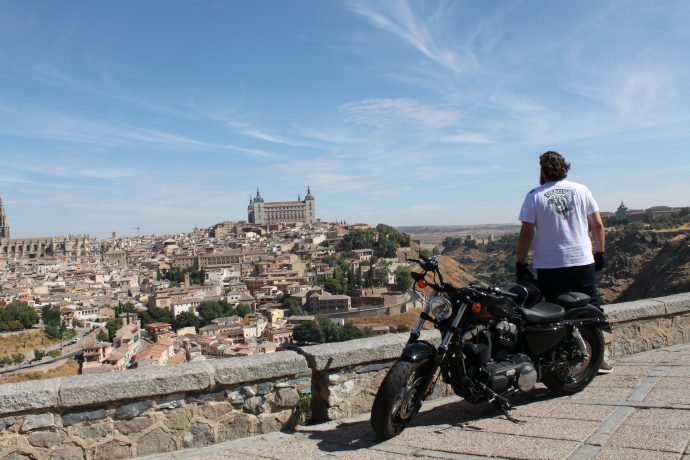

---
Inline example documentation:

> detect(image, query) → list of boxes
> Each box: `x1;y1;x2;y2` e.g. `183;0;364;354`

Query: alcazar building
247;187;316;226
0;194;90;261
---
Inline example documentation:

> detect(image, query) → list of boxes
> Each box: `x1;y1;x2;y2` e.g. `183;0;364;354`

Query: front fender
565;305;611;332
401;340;438;364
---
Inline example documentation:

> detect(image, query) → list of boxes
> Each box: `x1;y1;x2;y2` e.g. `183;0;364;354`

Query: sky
1;1;690;238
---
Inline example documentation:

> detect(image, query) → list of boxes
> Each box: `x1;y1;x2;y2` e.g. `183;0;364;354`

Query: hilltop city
0;189;419;380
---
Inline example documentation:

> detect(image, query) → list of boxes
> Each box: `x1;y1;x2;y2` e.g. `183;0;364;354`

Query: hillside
600;230;690;302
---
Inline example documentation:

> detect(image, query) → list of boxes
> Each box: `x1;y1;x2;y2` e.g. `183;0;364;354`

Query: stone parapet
1;293;690;459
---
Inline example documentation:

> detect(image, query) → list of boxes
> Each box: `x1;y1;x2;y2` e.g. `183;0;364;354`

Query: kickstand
498;400;524;424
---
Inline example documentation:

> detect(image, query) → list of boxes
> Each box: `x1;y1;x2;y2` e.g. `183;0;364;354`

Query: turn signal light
471;303;482;313
417;280;427;288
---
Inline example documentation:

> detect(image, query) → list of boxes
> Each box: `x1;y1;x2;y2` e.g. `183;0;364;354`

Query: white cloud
339;97;461;130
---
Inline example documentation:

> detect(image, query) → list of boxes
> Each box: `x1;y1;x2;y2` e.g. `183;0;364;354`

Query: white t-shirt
518;180;599;269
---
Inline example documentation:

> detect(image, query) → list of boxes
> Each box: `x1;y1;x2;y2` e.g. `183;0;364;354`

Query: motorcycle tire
370;360;430;439
543;326;604;395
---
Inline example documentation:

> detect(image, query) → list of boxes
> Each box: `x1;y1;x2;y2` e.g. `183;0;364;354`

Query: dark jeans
537;263;602;310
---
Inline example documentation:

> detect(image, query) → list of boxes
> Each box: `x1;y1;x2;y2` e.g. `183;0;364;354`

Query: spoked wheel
370;360;430;439
543;326;604;395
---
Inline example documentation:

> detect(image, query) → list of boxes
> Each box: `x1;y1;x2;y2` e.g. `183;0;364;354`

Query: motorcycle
370;253;610;439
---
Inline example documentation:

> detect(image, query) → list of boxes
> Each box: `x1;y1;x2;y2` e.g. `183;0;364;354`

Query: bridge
0;292;689;459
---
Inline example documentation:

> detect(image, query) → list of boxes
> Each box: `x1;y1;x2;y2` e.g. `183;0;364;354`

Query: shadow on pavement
296;388;559;455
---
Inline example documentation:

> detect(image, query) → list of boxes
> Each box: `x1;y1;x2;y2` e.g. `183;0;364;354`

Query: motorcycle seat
554;292;590;308
519;301;565;323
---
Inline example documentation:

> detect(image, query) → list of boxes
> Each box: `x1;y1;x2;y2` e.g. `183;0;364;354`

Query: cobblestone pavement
141;343;690;459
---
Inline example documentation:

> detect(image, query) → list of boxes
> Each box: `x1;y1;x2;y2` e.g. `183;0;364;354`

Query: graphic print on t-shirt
544;189;575;218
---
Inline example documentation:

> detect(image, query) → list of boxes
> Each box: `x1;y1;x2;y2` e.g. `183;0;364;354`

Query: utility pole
133;226;141;237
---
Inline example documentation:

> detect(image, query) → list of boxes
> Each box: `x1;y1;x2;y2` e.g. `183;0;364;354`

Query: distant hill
398;224;521;247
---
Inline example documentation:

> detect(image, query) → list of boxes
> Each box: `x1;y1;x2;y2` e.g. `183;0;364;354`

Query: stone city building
247;187;316;226
0;194;90;261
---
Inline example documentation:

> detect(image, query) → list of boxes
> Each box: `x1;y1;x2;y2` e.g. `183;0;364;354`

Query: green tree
197;300;224;325
7;320;23;331
48;350;61;359
33;349;45;361
394;265;413;292
140;306;171;326
172;311;201;331
322;277;343;295
0;301;38;329
97;329;109;342
293;321;324;343
105;318;123;342
235;303;252;317
11;352;25;367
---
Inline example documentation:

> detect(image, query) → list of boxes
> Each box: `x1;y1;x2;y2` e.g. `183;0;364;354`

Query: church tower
304;186;316;225
0;194;9;239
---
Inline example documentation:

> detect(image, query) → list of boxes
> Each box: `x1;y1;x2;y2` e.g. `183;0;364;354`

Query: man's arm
588;211;605;253
516;221;535;264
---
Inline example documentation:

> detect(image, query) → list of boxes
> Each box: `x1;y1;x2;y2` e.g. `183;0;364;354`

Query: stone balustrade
1;292;689;459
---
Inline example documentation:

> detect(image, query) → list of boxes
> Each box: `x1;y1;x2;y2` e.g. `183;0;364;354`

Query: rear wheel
370;360;430;439
543;326;604;395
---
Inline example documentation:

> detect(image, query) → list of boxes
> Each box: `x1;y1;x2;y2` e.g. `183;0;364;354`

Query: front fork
408;300;469;399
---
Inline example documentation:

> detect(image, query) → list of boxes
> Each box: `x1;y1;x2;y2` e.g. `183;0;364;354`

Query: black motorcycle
370;253;610;439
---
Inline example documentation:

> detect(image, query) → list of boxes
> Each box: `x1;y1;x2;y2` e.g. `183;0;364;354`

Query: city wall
1;292;689;460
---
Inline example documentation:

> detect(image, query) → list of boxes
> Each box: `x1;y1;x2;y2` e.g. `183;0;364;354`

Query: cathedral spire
0;193;9;239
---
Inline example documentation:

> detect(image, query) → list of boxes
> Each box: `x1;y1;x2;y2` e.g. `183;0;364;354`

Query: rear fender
564;305;611;332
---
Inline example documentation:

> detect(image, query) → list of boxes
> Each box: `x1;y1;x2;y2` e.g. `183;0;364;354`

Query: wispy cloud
346;0;477;75
339;97;460;130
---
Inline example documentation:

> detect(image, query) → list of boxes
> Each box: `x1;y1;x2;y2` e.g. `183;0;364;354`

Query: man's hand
515;261;532;280
594;251;605;272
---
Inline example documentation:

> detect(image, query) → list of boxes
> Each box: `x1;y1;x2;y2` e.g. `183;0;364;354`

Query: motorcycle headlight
429;296;452;321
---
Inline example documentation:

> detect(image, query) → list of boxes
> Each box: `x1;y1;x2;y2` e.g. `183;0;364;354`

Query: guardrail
0;292;688;459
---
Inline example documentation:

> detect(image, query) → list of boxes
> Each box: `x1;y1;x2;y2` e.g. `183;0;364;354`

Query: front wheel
543;326;604;395
370;360;431;439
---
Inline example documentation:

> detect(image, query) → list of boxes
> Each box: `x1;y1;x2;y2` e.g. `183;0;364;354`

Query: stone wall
0;352;308;460
1;292;689;459
605;293;690;356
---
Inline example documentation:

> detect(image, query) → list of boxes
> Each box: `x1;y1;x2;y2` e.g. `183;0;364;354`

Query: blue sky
1;1;690;238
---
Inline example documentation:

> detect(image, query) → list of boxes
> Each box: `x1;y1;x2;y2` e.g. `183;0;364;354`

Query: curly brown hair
539;151;570;182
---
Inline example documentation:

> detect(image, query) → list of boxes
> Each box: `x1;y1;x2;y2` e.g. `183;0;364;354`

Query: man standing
515;151;611;372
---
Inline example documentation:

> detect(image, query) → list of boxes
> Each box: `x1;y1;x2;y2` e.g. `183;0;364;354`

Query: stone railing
0;352;309;460
1;292;689;459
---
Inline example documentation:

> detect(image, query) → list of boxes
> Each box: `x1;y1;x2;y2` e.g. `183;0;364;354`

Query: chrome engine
481;354;537;394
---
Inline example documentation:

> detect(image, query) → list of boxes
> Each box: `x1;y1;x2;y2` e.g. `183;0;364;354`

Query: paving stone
389;425;515;456
588;374;646;388
519;416;599;442
550;403;618;421
594;446;678;460
607;424;690;453
644;387;690;405
625;407;690;430
493;436;581;459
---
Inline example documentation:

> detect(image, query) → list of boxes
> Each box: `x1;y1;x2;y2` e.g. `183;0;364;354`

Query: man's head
539;151;570;184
